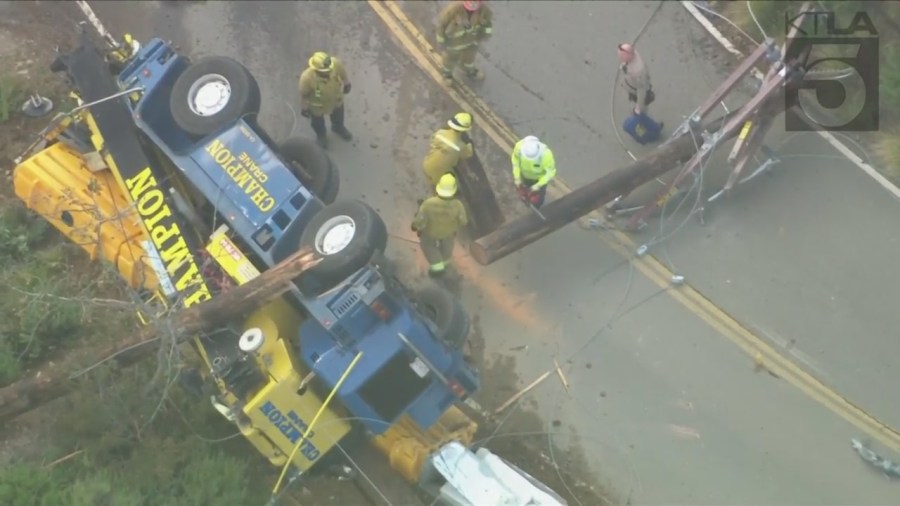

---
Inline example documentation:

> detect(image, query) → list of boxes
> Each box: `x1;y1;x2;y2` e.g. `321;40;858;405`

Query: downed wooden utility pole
455;150;505;239
469;111;741;266
0;248;322;423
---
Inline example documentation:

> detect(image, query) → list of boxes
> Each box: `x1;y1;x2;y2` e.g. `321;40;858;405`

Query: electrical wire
688;1;761;46
746;1;768;40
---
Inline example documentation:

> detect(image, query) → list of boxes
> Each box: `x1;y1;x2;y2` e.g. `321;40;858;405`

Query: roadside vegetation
705;0;900;179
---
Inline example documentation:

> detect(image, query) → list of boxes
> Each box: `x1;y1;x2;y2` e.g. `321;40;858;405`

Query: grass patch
871;128;900;179
0;73;26;124
0;200;133;385
0;362;273;505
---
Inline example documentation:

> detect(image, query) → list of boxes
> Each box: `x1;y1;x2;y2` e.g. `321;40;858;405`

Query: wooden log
469;110;747;266
455;150;505;239
0;248;322;423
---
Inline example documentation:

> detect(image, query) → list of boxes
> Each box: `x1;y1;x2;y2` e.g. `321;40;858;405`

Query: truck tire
298;199;388;296
414;284;470;351
169;56;261;137
278;136;339;205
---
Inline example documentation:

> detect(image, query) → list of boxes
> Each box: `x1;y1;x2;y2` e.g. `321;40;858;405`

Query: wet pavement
83;1;900;504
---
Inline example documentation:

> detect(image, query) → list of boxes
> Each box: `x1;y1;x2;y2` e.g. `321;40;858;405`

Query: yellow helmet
436;173;458;198
447;112;472;132
308;51;334;72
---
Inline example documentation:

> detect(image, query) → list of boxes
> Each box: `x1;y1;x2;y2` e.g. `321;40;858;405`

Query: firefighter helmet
448;112;473;132
436;173;458;198
308;51;334;72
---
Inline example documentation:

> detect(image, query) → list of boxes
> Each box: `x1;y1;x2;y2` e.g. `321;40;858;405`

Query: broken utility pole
470;3;815;266
0;248;322;423
456;150;505;239
468;111;739;265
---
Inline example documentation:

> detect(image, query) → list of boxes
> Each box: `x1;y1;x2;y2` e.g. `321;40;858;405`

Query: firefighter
511;135;556;209
411;173;468;277
299;51;353;149
436;0;493;84
422;112;475;187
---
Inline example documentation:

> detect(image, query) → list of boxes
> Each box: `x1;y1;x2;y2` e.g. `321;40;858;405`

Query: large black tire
297;199;388;296
170;56;261;137
414;284;470;351
278;136;339;205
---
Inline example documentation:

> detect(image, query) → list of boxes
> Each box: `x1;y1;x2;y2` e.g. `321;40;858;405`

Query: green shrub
177;452;256;506
0;204;50;260
66;470;143;506
0;341;21;385
0;74;26;123
880;43;900;110
0;247;85;364
872;128;900;179
0;463;68;506
49;362;269;504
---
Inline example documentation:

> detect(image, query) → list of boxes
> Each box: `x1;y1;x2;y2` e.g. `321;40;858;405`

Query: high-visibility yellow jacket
412;196;468;239
511;139;556;188
436;1;493;51
422;128;474;185
298;58;349;116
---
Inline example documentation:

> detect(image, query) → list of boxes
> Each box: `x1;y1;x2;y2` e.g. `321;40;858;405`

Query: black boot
332;125;353;141
311;114;328;149
330;106;353;141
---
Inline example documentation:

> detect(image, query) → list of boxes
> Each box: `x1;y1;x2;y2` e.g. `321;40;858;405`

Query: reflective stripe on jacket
437;1;493;51
422;128;474;184
298;58;348;115
511;139;556;188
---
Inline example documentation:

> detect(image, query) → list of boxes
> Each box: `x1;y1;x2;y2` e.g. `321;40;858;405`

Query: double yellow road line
367;0;900;455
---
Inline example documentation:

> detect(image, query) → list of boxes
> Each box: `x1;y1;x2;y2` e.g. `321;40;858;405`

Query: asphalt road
83;1;900;504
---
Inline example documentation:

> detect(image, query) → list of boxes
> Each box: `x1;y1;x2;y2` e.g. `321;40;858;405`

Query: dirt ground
0;2;616;505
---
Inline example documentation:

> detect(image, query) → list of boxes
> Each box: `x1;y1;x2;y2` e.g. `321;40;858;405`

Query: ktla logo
784;10;879;132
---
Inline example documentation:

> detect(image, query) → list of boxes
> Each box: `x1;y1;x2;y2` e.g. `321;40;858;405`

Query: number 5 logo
785;37;879;132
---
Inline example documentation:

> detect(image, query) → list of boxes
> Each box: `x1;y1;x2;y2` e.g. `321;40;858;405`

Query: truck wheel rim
187;73;231;117
316;215;356;255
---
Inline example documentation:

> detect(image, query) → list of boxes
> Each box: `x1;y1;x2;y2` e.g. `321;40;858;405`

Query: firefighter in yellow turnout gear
422;112;475;187
299;51;353;149
412;174;468;277
436;0;493;83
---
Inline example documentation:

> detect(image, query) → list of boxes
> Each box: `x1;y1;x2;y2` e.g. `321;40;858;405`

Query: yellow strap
270;351;364;497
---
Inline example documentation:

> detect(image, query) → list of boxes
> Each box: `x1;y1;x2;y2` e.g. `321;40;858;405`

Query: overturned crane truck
12;28;568;505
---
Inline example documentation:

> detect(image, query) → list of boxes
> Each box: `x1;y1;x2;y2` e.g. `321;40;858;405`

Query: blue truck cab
113;38;480;433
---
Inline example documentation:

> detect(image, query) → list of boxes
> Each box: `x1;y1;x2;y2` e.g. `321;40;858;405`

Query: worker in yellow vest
511;135;556;209
422;112;475;187
436;0;493;84
411;173;469;277
299;51;353;149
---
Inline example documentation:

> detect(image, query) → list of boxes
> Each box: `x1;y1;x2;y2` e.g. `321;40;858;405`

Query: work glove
530;184;541;192
513;177;522;187
300;109;311;118
460;132;472;145
343;83;351;94
515;185;528;200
